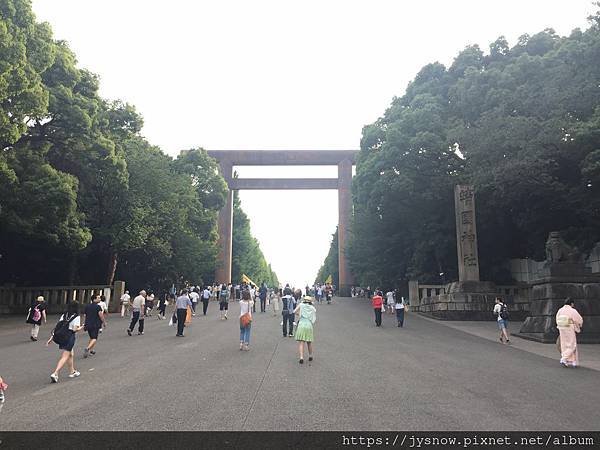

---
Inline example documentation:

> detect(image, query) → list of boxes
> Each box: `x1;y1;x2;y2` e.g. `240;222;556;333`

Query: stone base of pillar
338;285;352;297
519;279;600;343
414;283;530;321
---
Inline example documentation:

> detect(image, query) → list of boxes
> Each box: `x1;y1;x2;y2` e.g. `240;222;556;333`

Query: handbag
240;312;252;327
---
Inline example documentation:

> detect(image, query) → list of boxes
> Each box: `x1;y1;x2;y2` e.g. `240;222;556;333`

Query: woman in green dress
294;295;316;364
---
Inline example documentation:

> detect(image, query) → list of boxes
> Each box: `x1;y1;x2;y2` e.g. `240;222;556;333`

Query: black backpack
499;303;509;320
52;314;77;345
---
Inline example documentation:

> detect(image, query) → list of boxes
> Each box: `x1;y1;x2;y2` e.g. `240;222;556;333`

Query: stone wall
0;282;124;315
415;284;531;321
519;280;600;343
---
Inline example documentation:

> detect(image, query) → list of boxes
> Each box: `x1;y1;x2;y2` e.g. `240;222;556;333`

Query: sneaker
127;329;132;336
89;350;96;355
308;356;313;362
30;336;37;341
138;332;144;335
68;371;81;378
288;333;293;337
224;315;228;320
299;359;304;364
50;373;58;383
83;348;89;358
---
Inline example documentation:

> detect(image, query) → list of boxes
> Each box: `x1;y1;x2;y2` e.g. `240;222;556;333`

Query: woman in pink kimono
556;298;583;368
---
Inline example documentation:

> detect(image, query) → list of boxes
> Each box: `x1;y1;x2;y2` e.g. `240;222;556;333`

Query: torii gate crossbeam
207;150;357;296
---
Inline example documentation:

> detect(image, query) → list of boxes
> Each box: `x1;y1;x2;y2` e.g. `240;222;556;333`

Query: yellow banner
325;274;333;284
242;274;256;286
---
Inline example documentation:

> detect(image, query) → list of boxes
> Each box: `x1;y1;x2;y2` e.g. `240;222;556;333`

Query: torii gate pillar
209;150;357;295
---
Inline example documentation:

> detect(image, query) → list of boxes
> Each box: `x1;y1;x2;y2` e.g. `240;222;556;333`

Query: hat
37;295;45;302
303;295;314;303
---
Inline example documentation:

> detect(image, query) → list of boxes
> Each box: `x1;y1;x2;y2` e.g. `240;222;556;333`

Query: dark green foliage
321;8;600;288
315;228;338;286
0;1;275;291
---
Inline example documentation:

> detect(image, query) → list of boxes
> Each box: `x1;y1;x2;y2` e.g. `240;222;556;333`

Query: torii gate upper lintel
207;150;357;296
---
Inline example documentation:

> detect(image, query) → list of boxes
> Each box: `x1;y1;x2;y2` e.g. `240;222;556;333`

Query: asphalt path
0;297;598;431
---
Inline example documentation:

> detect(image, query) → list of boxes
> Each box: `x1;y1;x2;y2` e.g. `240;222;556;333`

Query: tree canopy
319;7;600;289
0;0;276;292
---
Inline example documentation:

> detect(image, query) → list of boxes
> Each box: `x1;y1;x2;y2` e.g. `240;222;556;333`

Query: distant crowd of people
9;279;584;394
20;280;326;384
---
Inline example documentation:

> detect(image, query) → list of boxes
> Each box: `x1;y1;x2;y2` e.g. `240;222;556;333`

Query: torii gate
207;150;357;296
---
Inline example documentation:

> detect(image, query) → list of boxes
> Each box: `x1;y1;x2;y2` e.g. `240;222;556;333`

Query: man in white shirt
189;288;200;316
127;290;146;336
201;286;211;315
395;296;405;327
120;290;131;317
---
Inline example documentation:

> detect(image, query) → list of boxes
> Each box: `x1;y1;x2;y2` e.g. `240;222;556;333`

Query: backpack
52;314;77;345
499;303;509;320
31;305;41;322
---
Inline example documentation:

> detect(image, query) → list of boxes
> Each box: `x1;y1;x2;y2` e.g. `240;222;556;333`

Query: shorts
497;319;508;330
59;333;76;352
220;302;228;311
87;327;100;339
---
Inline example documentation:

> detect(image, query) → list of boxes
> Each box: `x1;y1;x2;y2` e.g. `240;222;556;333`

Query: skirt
295;318;314;342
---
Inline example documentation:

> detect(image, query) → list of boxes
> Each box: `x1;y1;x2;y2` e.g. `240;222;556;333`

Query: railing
418;284;446;300
0;281;125;315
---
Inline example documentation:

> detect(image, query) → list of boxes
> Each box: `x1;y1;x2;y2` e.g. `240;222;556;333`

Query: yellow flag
325;274;333;284
242;274;256;286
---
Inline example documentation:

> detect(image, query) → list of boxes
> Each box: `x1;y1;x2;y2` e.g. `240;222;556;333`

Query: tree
321;7;600;289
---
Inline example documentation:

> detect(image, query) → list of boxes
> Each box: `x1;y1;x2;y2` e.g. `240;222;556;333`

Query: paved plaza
1;297;599;431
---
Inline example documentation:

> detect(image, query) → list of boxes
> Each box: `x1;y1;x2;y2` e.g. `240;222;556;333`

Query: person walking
239;290;254;351
46;302;82;383
157;293;168;320
294;295;316;364
386;290;395;314
175;290;193;337
493;297;510;344
189;287;199;316
201;286;211;316
269;288;280;317
219;284;229;320
26;296;47;341
120;290;131;317
556;298;584;368
259;283;268;313
282;284;295;337
372;290;384;327
395;296;405;327
249;284;257;312
127;290;146;336
83;294;105;358
144;293;155;317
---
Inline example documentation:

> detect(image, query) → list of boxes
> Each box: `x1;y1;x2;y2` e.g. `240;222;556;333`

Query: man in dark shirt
83;294;105;358
259;283;268;313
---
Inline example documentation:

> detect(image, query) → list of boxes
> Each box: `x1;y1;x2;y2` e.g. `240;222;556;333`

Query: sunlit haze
32;0;595;288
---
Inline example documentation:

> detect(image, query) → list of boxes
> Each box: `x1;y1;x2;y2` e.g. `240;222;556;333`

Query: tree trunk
106;250;118;286
68;252;78;285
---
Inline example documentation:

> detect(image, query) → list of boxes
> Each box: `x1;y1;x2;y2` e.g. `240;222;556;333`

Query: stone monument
519;232;600;343
417;185;506;319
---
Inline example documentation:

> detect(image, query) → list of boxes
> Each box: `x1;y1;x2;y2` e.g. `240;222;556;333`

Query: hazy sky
32;0;595;288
